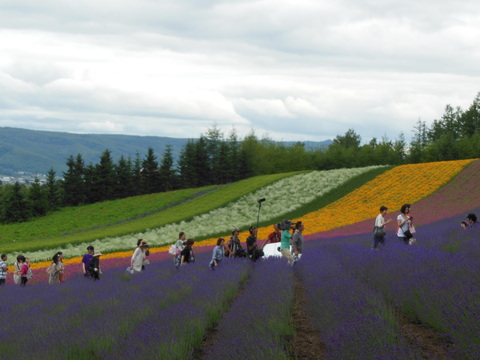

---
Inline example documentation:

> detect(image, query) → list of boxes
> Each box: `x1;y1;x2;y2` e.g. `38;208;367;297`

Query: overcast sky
1;0;479;142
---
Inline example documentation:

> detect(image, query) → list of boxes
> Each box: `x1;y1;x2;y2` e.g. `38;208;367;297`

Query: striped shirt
0;259;7;279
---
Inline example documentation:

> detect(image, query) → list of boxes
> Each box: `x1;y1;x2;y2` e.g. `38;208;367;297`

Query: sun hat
93;250;102;257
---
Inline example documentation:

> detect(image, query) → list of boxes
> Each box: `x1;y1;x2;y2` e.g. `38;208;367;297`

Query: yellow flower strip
20;159;472;271
200;159;473;242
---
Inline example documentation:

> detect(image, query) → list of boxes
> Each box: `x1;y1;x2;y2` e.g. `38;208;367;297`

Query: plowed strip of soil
288;277;328;360
396;311;458;360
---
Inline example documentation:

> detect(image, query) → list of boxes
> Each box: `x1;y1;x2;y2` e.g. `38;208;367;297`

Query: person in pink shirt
17;255;30;287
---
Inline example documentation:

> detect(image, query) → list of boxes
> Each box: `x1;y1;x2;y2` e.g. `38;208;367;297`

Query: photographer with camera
279;220;295;266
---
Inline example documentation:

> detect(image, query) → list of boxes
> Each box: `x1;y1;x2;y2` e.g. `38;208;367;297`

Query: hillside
0;127;332;175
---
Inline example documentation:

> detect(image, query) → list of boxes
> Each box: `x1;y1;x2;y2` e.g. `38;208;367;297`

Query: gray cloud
0;0;479;142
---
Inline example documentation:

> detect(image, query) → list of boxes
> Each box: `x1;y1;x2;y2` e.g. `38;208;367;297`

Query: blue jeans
372;236;385;249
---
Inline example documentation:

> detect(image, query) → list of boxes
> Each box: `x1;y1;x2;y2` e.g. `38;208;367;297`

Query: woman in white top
373;206;391;250
397;204;413;245
130;239;148;273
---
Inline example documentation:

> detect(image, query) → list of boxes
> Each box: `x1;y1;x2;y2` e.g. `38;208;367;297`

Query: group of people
372;203;477;250
0;254;33;286
168;220;306;271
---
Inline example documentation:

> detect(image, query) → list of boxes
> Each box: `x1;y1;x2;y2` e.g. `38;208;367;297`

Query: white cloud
0;0;479;142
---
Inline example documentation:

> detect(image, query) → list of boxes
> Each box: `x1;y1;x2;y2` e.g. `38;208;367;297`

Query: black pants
0;279;5;285
21;276;28;286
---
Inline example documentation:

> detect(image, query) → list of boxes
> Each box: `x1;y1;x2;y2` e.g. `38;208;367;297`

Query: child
88;250;102;280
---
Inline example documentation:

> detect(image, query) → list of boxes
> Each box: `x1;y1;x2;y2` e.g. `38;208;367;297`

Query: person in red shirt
261;223;281;249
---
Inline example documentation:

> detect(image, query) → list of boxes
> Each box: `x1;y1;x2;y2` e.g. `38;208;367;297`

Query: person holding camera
180;239;196;266
130;239;148;273
246;226;264;262
279;220;295;266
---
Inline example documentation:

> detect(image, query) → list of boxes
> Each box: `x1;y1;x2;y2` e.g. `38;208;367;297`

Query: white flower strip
20;166;382;262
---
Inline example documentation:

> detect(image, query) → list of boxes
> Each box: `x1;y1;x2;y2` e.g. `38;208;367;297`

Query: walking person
373;206;391;250
292;221;305;261
0;254;7;286
88;250;102;280
82;246;94;277
18;256;31;287
56;251;65;282
130;240;148;273
48;253;64;284
209;238;225;270
180;239;195;266
397;204;413;245
174;232;186;268
280;220;295;266
14;255;30;286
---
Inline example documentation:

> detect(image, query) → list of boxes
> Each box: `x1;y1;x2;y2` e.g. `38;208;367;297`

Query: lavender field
1;208;479;359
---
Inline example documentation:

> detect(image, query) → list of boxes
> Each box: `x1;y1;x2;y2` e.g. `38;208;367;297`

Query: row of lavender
204;257;295;360
0;251;251;359
297;248;422;359
299;208;480;359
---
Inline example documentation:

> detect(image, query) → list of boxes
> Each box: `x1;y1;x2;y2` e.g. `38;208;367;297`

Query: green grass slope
2;172;300;253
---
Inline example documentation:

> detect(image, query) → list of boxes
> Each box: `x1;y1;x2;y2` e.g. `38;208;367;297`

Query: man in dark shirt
246;226;264;261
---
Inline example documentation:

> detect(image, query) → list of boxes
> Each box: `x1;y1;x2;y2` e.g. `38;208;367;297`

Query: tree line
1;92;479;224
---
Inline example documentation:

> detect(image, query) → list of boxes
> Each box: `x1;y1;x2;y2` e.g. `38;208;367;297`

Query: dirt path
396;311;458;360
288;277;328;360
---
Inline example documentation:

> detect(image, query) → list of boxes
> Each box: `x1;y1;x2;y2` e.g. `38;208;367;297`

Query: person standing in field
17;255;31;287
130;240;148;273
292;221;305;261
397;204;413;245
280;220;295;266
48;253;64;284
88;251;102;280
0;254;7;286
56;251;65;282
373;206;391;250
180;239;195;266
209;238;225;270
14;255;30;286
174;232;186;267
82;246;95;277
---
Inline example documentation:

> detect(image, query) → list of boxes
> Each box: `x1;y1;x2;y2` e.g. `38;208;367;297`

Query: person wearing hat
226;228;246;258
130;240;148;273
88;250;102;280
246;226;264;262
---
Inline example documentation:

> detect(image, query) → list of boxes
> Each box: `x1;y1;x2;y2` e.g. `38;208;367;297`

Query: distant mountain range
0;127;331;175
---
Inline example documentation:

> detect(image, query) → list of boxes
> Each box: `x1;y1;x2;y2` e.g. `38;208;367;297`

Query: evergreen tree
62;154;86;206
142;148;160;194
115;155;134;198
93;149;116;201
130;152;142;196
3;182;30;223
178;140;198;188
45;168;61;211
159;145;177;191
194;136;211;186
459;92;480;137
28;177;48;217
